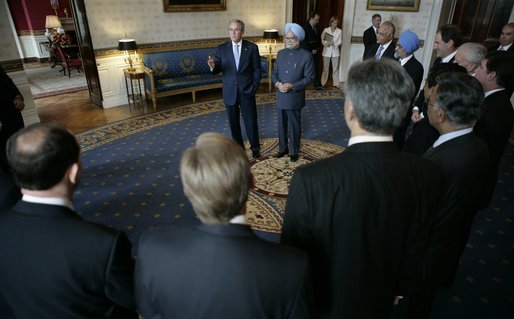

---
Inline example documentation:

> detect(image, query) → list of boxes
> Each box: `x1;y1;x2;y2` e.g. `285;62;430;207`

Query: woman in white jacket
320;16;343;88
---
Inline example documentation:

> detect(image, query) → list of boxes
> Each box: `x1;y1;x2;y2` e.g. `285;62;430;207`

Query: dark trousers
277;108;301;156
225;91;260;152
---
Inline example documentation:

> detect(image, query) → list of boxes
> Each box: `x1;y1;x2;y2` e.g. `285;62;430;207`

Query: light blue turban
398;29;420;54
285;23;305;41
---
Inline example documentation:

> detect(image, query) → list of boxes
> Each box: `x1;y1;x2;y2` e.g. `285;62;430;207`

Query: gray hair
229;19;245;32
180;132;251;224
345;59;415;134
434;73;484;126
381;21;396;37
458;42;487;68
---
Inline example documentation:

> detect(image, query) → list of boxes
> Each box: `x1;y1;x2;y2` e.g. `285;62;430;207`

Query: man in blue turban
271;23;315;162
393;29;425;149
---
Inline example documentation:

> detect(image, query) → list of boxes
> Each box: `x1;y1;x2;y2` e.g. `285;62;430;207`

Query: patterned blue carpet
74;90;513;318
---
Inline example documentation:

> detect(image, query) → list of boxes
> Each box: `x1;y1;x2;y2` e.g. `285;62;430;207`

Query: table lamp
117;39;138;72
263;29;279;55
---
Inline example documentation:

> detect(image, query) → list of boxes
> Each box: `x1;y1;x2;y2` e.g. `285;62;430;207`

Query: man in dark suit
362;13;381;59
0;122;137;319
300;12;323;89
454;42;487;75
272;23;315;162
208;19;261;159
409;73;489;318
135;132;313;319
0;66;25;173
432;24;462;65
404;63;467;155
281;59;444;318
395;29;424;94
487;22;514;53
364;21;397;60
473;51;514;209
393;29;424;148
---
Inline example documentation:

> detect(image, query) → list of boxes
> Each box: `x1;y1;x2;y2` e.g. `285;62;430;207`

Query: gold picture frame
163;0;226;12
367;0;420;12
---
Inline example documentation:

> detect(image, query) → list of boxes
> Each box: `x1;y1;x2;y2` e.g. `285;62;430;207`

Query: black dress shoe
274;150;288;158
316;86;325;91
252;150;261;159
290;154;299;162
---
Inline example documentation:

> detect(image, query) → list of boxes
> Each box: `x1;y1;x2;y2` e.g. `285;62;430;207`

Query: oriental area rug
74;90;513;318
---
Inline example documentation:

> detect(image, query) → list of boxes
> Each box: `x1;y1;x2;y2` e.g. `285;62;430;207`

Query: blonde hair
180;133;251;224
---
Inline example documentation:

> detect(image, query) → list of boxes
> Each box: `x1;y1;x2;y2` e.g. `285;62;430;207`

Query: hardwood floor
34;81;337;134
35;88;225;134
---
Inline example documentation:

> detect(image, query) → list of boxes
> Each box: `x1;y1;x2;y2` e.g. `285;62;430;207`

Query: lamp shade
45;15;62;29
117;39;138;51
263;29;279;39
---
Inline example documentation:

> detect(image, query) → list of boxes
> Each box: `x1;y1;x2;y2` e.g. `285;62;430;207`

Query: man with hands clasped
272;23;315;162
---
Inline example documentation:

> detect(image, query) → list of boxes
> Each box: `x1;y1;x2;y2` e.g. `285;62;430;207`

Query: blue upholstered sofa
142;46;270;109
142;47;222;109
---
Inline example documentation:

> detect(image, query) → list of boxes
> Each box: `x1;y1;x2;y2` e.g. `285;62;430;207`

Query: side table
123;68;148;108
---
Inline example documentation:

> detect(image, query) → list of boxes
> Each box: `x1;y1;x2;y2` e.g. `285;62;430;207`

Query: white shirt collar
399;54;413;66
484;88;505;97
229;214;247;225
499;43;512;51
442;50;457;63
22;194;74;210
232;40;242;47
433;127;473;148
348;135;393;146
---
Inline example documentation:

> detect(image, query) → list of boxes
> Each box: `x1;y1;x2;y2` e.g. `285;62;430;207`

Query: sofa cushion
143;47;217;79
155;73;223;92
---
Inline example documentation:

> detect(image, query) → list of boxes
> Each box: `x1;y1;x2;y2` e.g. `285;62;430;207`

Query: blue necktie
375;45;384;60
234;44;240;70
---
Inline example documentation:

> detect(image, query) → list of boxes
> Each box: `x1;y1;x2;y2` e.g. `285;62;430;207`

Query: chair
55;44;82;77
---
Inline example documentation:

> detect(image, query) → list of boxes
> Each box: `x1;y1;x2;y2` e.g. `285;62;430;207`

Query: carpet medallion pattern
247;138;344;232
75;90;345;239
73;90;514;317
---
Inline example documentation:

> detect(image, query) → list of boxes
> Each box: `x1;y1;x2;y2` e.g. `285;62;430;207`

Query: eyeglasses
285;36;297;41
500;32;513;36
377;32;390;36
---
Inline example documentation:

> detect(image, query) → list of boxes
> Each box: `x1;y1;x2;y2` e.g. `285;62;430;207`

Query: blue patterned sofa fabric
142;47;270;109
142;47;222;109
156;73;222;92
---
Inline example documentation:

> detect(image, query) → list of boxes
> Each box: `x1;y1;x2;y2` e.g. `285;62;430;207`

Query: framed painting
163;0;226;12
367;0;420;12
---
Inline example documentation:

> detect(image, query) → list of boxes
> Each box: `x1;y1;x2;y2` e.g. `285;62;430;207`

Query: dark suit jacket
403;55;424;93
0;201;137;319
423;133;489;285
0;67;25;172
364;41;397;60
211;40;261;106
473;90;514;208
300;22;321;53
0;171;20;210
272;47;315;110
281;142;444;318
135;224;313;319
362;26;377;58
487;43;514;53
